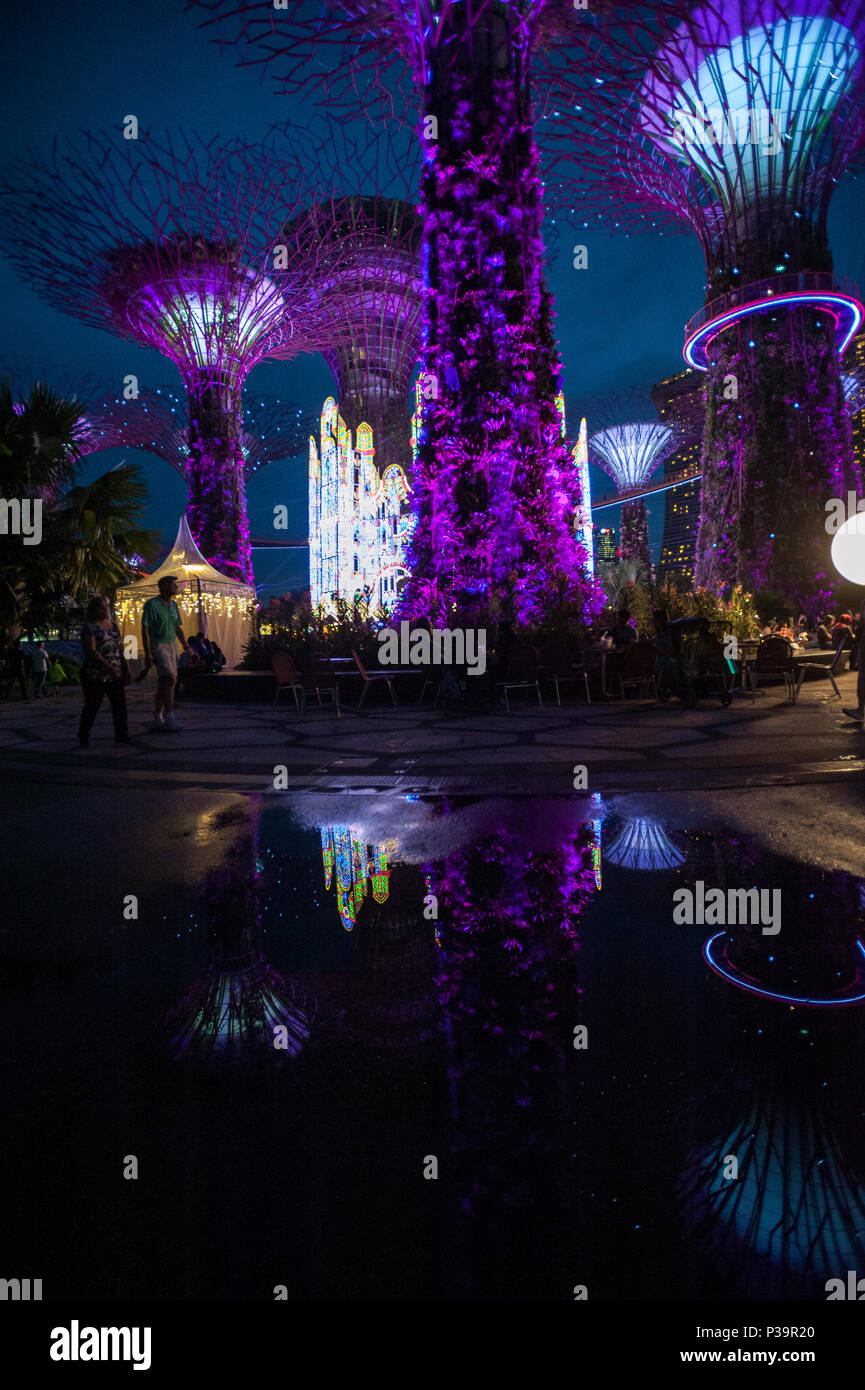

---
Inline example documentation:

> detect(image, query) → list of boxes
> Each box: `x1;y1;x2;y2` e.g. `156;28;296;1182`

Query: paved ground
2;667;864;795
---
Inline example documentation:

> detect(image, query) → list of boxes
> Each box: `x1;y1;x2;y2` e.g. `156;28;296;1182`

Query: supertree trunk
402;4;593;626
186;372;253;584
695;310;857;608
620;499;652;576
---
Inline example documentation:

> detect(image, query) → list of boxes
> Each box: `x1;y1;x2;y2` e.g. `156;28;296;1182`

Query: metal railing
684;271;861;341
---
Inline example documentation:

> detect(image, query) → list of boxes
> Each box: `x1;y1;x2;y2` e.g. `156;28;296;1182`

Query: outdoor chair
352;649;413;708
749;636;794;703
792;637;848;704
298;654;341;719
535;642;591;706
496;645;542;713
272;651;302;711
417;669;442;707
618;641;658;701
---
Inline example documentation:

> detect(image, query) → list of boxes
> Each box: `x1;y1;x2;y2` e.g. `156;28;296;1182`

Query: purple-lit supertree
86;384;313;480
541;0;865;607
589;418;676;574
0;130;331;583
298;194;423;475
194;0;606;625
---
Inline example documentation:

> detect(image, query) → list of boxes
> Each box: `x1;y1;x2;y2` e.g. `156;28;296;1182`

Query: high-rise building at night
652;370;704;589
595;527;618;564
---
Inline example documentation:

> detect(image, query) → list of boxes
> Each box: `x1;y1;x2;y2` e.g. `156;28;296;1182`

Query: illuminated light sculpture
589;421;675;573
320;824;397;931
604;818;687;872
573;417;595;576
543;0;865;604
309;396;417;610
298;184;422;611
169;808;314;1066
0;129;330;583
192;0;605;626
86;384;313;480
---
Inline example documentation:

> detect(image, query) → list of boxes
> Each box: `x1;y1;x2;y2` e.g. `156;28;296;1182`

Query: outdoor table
582;646;626;697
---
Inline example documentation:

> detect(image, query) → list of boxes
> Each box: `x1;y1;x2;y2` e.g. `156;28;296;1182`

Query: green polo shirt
142;596;183;646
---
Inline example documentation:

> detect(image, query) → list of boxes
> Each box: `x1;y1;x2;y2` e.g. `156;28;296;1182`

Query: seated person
652;609;676;693
832;613;855;655
209;642;226;670
816;614;835;648
609;609;637;649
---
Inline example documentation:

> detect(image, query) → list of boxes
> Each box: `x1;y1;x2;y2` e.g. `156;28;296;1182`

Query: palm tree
0;376;158;638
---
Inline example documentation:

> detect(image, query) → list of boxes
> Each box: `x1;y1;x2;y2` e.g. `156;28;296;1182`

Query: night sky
3;0;865;594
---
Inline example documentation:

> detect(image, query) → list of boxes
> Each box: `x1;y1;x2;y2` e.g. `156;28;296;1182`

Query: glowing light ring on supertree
0;128;333;584
540;0;865;606
192;0;606;627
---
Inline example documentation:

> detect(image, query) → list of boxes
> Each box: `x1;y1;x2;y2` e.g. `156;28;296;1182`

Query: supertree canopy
85;384;313;480
194;0;606;625
590;420;675;571
0;129;334;583
541;0;865;606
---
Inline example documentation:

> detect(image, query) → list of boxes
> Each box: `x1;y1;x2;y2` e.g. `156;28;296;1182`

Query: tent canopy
116;516;255;669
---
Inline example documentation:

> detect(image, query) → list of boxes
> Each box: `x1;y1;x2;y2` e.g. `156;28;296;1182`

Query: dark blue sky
3;0;865;593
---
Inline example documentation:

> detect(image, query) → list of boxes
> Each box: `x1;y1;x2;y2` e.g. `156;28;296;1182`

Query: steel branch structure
0;129;335;582
193;0;607;625
86;384;314;480
543;0;865;606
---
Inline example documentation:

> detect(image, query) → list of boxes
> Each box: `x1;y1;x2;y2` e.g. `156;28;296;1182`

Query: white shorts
153;643;178;679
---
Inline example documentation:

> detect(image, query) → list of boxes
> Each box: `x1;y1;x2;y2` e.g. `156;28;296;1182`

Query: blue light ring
703;931;865;1007
684;292;864;371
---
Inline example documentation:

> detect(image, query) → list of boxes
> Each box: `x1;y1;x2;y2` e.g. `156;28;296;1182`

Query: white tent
115;516;255;670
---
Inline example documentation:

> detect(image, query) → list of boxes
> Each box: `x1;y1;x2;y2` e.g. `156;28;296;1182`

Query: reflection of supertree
605;817;686;871
0;130;328;581
194;1;604;626
545;1;865;604
169;804;314;1065
428;809;599;1294
590;420;676;572
86;385;313;480
680;853;865;1296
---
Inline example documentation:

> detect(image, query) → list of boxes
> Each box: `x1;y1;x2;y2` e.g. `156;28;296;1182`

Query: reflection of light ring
703;932;865;1007
684;292;864;371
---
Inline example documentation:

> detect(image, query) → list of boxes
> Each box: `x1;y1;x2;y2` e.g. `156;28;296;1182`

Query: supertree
541;0;865;607
589;419;676;573
0;128;337;583
86;384;314;480
193;0;607;626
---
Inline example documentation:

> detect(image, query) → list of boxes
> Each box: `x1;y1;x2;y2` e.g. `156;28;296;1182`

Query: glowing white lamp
831;510;865;586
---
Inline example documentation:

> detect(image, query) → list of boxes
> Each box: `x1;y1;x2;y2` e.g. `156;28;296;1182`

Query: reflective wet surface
3;787;864;1300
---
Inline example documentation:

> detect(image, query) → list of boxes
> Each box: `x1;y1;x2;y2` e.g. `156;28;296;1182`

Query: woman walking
78;596;131;748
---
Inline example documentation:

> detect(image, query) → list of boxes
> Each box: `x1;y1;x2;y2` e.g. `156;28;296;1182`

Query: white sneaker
163;714;183;731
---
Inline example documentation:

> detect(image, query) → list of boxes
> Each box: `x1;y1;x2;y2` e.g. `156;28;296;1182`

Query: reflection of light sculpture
0;130;330;583
605;818;686;871
704;931;865;1005
321;825;395;931
546;0;865;602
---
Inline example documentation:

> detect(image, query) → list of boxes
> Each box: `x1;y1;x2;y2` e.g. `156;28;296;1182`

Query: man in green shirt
141;575;194;732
